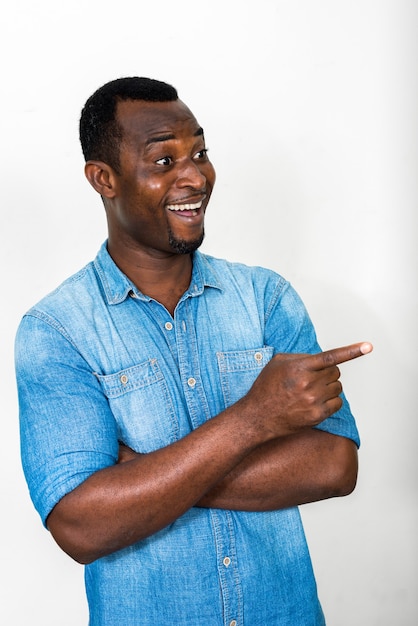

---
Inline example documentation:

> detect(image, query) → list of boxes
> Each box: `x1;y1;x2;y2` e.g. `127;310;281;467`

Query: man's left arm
196;429;357;510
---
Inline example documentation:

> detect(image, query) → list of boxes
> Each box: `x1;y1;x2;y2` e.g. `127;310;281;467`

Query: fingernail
360;342;373;354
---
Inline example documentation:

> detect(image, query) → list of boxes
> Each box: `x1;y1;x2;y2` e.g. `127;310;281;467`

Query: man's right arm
46;343;371;564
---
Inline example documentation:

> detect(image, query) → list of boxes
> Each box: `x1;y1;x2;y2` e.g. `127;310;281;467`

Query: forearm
197;430;358;511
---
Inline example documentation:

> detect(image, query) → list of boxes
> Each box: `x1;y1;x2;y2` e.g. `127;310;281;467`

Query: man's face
108;98;216;258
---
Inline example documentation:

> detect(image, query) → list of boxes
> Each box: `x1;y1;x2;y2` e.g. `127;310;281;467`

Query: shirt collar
187;250;223;296
93;242;223;306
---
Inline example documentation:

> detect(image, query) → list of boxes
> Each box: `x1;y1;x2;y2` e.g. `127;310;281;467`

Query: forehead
116;99;201;145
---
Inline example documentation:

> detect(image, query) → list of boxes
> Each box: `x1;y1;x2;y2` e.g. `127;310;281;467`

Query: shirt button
164;321;173;331
187;377;196;388
223;556;231;567
230;621;237;626
254;351;263;362
120;374;128;385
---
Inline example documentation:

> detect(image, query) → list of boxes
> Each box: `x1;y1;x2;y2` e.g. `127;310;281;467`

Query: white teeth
166;200;203;212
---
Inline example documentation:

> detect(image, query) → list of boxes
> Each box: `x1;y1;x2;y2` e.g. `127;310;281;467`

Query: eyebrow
145;126;204;146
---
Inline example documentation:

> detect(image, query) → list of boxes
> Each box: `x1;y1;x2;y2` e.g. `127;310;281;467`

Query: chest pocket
95;359;179;453
216;346;274;408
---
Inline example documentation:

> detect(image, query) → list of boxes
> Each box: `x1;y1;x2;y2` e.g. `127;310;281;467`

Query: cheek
143;178;165;193
205;163;216;189
134;175;169;208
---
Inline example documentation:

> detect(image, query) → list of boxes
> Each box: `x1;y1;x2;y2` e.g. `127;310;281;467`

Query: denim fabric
16;242;359;625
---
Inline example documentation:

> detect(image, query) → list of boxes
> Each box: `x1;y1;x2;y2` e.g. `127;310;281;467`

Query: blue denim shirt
16;243;359;625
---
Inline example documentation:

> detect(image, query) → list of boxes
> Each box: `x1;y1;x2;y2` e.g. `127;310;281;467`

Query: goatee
168;229;205;255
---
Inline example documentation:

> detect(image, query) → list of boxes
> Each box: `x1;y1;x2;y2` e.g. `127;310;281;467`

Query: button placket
210;509;242;626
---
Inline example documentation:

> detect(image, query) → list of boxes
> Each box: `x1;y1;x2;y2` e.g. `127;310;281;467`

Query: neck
107;240;194;315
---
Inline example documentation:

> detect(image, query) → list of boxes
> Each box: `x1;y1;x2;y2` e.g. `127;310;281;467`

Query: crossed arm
47;343;371;565
119;428;358;511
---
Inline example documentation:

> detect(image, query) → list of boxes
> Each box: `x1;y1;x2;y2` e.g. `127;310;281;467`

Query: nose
176;159;206;190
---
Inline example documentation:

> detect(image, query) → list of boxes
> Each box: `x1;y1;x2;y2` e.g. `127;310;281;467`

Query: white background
1;1;417;624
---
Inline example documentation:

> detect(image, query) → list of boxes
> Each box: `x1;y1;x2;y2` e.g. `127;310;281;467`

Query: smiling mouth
166;199;203;214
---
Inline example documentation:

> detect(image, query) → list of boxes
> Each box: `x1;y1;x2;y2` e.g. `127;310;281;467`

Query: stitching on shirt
264;275;288;323
24;309;78;348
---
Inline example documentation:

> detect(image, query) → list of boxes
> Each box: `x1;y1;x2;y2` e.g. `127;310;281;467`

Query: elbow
333;465;358;498
327;438;358;498
47;501;107;565
47;517;99;565
64;549;96;566
49;531;107;566
46;496;144;565
62;541;99;566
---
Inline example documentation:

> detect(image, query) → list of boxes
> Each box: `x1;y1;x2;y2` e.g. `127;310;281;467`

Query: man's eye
155;156;172;166
194;148;209;160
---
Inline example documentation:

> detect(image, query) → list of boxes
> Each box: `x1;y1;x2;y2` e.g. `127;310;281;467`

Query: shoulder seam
264;275;289;324
23;309;77;348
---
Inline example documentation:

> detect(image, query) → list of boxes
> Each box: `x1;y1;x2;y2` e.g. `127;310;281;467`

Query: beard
168;228;205;255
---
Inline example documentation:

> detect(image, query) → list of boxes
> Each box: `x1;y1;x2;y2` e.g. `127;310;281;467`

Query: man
16;77;372;625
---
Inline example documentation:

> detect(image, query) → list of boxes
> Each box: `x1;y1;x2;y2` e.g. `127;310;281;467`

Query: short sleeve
15;312;119;526
264;280;360;447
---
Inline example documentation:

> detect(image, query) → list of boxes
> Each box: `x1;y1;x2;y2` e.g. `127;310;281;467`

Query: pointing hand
240;342;373;439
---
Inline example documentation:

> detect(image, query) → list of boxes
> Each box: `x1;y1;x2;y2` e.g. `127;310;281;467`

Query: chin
168;231;205;255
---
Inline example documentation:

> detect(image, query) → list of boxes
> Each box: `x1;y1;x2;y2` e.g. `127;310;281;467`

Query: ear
84;161;118;199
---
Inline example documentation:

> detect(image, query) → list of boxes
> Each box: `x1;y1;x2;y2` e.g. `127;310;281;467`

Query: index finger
310;342;373;370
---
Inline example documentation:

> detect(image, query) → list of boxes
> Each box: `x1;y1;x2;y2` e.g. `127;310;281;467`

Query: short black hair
79;77;178;172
